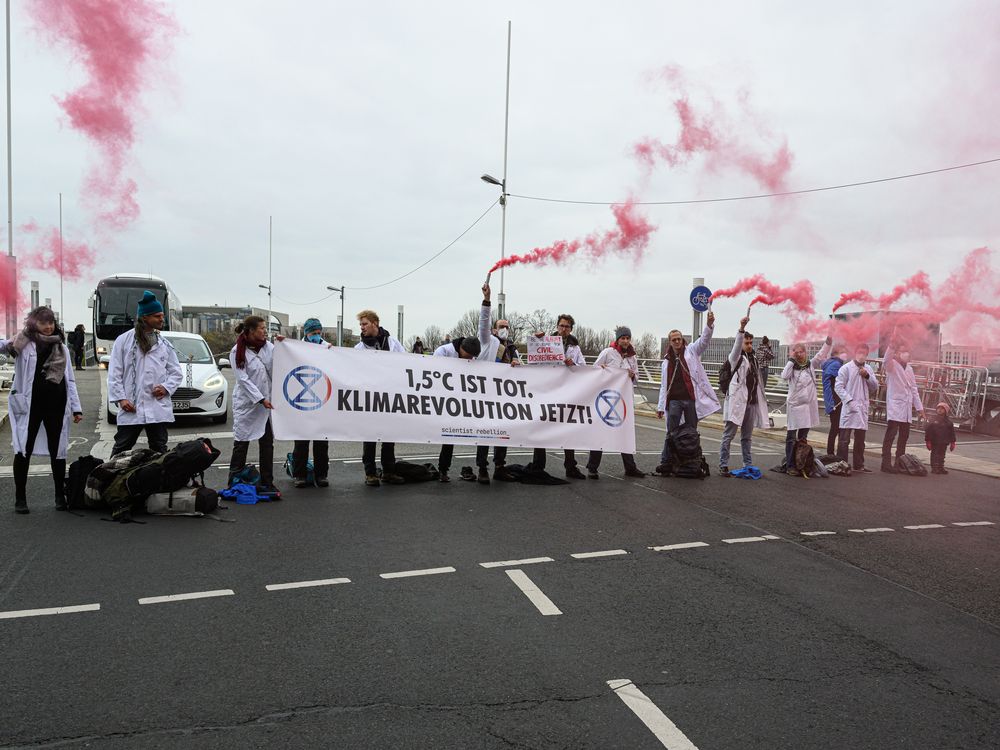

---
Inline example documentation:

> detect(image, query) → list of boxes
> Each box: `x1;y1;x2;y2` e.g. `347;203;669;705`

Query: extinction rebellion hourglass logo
595;389;626;427
283;366;332;411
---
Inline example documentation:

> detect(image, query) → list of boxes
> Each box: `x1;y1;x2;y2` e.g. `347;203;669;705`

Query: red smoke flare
633;66;794;192
832;271;933;313
488;201;655;273
710;275;816;315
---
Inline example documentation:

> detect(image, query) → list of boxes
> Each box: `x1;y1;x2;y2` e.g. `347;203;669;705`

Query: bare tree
403;335;418;352
450;308;481;339
423;325;443;350
522;308;556;335
635;332;659;359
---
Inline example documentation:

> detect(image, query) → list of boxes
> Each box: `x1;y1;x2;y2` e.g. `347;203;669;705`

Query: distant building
660;334;781;366
183;305;290;336
940;344;1000;368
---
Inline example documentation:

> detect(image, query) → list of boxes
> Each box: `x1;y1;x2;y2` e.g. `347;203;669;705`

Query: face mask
306;333;323;344
496;328;509;340
899;353;910;365
838;352;848;362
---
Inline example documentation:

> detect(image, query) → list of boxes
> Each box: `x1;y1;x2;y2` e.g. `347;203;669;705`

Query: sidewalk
634;404;1000;480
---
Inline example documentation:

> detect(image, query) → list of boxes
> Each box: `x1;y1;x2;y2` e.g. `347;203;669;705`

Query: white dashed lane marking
903;524;946;530
570;549;629;559
848;528;895;533
800;531;837;536
952;521;995;526
505;569;562;616
266;578;351;591
649;542;710;552
722;535;780;544
480;557;554;569
380;567;456;579
138;589;235;605
0;603;100;620
608;678;701;749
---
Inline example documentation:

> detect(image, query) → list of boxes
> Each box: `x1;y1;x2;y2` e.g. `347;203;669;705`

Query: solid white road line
847;528;894;533
800;531;837;536
505;569;562;616
0;603;101;620
265;578;351;591
379;567;456;579
570;549;629;559
903;524;946;530
648;542;710;552
138;589;235;605
952;521;995;526
607;679;700;750
721;535;780;544
480;556;554;569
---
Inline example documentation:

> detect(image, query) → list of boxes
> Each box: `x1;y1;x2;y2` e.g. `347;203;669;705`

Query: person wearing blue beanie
291;317;330;488
106;290;181;455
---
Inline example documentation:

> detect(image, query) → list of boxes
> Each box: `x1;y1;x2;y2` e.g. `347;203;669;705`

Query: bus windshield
163;335;213;364
95;286;167;341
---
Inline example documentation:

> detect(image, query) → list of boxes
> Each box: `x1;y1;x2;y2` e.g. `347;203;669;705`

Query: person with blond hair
355;309;405;486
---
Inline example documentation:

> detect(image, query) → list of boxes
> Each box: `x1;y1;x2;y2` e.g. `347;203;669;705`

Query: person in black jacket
924;402;957;474
68;324;86;370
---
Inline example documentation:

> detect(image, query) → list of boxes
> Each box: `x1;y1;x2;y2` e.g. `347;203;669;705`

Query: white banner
271;339;635;452
526;335;565;365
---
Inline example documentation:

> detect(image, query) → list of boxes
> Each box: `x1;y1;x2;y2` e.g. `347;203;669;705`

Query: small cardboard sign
527;335;566;366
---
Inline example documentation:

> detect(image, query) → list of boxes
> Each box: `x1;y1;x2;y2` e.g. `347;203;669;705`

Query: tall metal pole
5;0;14;337
339;288;344;347
497;20;511;321
59;192;63;322
267;215;273;336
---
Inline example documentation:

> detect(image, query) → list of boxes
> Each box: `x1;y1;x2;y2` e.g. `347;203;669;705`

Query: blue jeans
720;408;756;469
785;428;810;469
660;399;698;465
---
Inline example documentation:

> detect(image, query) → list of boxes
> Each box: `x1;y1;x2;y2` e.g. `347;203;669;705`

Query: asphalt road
1;369;998;749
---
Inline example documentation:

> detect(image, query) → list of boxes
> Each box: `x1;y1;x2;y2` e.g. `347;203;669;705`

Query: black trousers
929;444;947;470
292;440;329;479
528;448;577;471
438;444;455;473
73;346;84;368
882;420;911;466
586;451;638;472
112;422;169;456
838;428;867;469
15;392;68;503
230;420;274;484
826;401;843;456
363;441;396;476
475;445;507;469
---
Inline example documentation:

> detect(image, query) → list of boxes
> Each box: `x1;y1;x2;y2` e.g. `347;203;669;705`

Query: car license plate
173;400;191;411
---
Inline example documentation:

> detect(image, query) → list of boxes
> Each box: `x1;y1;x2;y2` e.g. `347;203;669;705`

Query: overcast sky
7;0;999;346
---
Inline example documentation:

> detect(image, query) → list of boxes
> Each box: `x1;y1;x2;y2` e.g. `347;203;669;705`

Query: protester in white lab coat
655;312;720;474
834;343;878;472
354;309;406;487
291;318;330;488
779;337;832;475
476;283;522;482
107;291;182;457
880;339;924;473
433;335;482;483
718;318;769;476
526;313;588;478
587;327;646;479
1;306;82;514
229;315;277;490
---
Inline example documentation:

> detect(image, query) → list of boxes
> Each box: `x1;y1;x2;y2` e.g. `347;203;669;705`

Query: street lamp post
257;283;273;336
326;285;345;347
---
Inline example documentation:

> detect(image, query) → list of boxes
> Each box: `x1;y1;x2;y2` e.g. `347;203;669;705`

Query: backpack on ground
67;455;103;510
824;460;852;476
668;426;709;479
160;439;221;491
673;455;710;479
895;453;928;477
284;452;314;484
229;464;261;487
717;360;734;395
392;461;440;483
793;438;816;477
812;458;830;478
146;486;220;516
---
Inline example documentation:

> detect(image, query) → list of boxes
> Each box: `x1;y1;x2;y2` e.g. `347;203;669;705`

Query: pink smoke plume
709;275;816;315
0;1;178;313
831;271;933;313
633;66;793;192
488;201;655;273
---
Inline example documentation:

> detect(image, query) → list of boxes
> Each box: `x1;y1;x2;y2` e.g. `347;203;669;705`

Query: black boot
13;453;29;514
52;458;68;511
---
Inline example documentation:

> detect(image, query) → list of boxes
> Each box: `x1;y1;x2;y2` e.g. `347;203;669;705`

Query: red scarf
611;341;636;358
235;333;263;369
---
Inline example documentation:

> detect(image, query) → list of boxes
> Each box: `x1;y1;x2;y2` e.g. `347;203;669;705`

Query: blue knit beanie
137;290;163;318
303;318;323;334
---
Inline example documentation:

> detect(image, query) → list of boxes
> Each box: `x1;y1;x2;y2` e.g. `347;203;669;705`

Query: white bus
89;273;183;364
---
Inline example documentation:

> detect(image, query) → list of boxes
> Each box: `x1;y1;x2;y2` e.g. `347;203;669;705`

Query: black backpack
895;453;928;476
670;425;702;461
717;360;733;395
793;439;816;476
160;439;221;491
67;455;103;510
391;461;440;483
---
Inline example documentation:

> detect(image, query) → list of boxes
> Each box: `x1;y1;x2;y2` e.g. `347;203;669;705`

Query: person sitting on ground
655;312;719;475
588;326;646;479
834;343;878;473
355;309;406;487
779;337;832;475
718;317;768;477
924;402;957;475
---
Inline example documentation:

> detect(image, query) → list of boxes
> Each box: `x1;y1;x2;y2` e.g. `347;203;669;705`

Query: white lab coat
722;332;769;428
1;339;82;459
594;346;638;379
354;334;406;353
883;344;923;423
230;342;274;442
107;329;182;426
834;359;878;430
780;342;832;430
656;324;721;420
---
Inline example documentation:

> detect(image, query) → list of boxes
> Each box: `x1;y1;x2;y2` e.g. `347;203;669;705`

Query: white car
107;331;230;424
